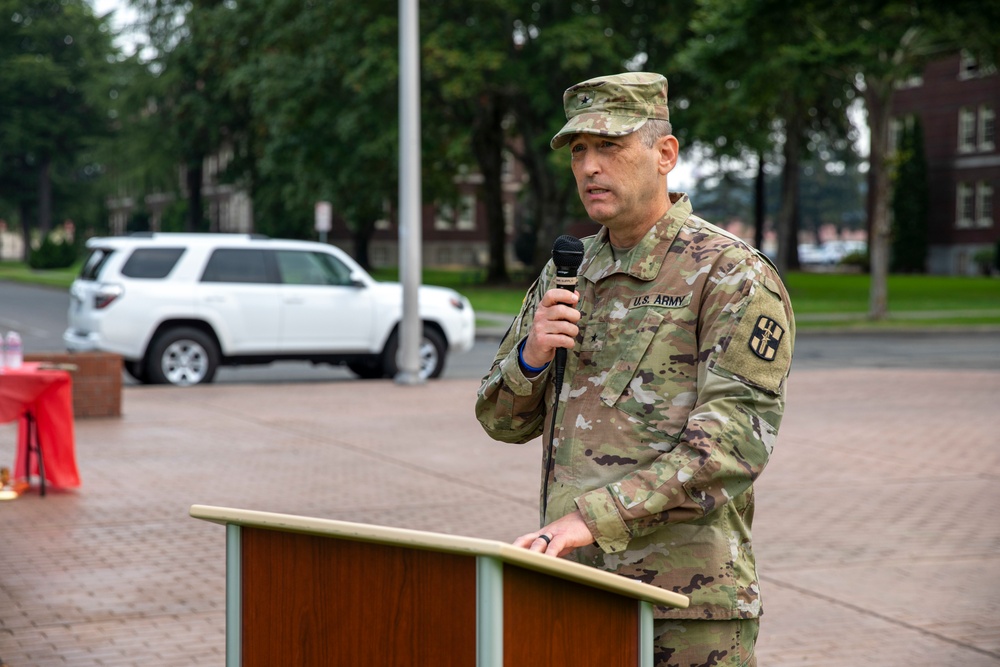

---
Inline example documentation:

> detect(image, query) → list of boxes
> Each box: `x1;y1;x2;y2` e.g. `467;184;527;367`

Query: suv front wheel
146;327;220;386
381;326;447;380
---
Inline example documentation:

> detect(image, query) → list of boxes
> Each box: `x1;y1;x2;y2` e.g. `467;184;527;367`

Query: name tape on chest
629;293;692;309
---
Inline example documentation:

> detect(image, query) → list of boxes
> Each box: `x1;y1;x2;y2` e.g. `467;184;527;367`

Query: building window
977;182;994;228
889;118;903;154
456;194;477;231
956;183;975;228
434;202;456;230
374;198;392;231
979;106;996;151
435;195;477;231
502;151;515;181
959;51;980;80
959;50;998;79
959;108;977;153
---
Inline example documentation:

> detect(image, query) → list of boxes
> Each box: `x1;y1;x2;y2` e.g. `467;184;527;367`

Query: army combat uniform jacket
475;194;795;620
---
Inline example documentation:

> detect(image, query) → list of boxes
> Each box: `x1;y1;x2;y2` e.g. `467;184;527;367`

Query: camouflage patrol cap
550;72;670;149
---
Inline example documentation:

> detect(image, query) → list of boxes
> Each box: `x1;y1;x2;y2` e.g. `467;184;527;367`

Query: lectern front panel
502;565;639;666
241;527;477;666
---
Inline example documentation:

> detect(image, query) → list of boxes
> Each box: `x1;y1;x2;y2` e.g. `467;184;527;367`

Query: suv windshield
79;248;115;280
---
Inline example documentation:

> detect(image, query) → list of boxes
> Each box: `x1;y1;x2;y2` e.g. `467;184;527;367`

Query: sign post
314;201;332;244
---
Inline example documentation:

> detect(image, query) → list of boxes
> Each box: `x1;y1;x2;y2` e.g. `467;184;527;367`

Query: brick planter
24;351;123;418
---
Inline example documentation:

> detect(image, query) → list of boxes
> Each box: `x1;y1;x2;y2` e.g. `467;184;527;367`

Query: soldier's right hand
522;288;581;369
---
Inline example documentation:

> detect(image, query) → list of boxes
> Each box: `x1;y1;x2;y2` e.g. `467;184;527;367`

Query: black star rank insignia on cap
748;315;784;361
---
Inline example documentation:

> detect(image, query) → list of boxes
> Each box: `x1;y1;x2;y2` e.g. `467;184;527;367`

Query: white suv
64;233;476;386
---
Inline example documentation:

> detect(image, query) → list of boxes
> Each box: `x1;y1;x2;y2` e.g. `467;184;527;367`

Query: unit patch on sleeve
712;288;793;395
748;316;785;361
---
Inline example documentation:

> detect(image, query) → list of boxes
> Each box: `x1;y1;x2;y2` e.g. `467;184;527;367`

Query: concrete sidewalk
1;367;998;666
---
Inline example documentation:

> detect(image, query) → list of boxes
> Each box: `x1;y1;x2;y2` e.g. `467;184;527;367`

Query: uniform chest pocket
598;307;661;405
588;308;694;443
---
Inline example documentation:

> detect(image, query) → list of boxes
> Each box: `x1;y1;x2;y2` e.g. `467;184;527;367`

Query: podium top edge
189;504;688;609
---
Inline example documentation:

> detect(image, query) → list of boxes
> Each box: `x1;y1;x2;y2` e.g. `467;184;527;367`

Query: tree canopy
2;0;995;316
0;0;119;257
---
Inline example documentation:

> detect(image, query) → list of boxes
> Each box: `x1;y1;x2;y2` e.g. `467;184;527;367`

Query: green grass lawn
4;261;997;329
377;267;1000;328
0;260;83;288
785;272;1000;314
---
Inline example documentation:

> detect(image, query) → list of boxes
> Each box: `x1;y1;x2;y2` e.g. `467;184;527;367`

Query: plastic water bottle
4;331;22;369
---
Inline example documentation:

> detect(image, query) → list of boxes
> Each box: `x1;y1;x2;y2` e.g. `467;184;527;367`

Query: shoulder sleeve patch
712;286;792;394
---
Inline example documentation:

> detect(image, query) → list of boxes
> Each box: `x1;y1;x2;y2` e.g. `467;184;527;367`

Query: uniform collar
580;192;692;283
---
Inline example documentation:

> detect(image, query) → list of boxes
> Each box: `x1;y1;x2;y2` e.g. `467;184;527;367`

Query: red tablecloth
0;362;80;489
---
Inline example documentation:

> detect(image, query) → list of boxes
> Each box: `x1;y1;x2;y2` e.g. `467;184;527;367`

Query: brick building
326;151;603;272
891;51;999;275
328;154;528;271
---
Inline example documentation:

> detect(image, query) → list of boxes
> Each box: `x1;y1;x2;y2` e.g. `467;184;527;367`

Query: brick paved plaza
1;365;998;665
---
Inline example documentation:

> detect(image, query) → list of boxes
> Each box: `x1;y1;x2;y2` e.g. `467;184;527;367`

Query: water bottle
4;331;22;369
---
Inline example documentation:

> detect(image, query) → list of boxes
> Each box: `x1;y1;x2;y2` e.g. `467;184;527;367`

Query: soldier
475;72;795;666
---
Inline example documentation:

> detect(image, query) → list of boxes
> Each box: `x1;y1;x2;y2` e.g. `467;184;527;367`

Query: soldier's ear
657;135;679;176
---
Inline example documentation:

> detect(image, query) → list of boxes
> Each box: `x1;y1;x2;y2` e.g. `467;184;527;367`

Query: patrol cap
550;72;670;149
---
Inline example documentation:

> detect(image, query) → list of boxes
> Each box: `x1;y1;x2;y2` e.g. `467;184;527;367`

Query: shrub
973;247;995;276
840;249;870;273
28;235;78;270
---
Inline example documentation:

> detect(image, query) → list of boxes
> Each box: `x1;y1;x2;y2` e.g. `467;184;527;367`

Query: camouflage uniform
475;193;795;622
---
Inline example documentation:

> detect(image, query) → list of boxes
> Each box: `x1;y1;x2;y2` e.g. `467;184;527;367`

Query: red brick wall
24;352;122;418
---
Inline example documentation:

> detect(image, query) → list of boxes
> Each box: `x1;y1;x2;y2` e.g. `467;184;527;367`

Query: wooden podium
190;505;689;667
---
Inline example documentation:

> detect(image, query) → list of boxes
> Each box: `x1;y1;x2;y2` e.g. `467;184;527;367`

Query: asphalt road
2;280;998;385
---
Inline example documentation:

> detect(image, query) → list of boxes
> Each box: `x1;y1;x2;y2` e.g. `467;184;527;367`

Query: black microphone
551;235;585;389
541;235;584;521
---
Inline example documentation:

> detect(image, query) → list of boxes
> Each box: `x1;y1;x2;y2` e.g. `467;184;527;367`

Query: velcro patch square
712;288;793;395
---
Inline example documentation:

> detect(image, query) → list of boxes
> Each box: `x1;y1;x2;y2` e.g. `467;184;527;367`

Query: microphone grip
551;277;575;396
554;348;567;379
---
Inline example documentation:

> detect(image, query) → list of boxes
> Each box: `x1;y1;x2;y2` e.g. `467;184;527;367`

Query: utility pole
395;0;423;385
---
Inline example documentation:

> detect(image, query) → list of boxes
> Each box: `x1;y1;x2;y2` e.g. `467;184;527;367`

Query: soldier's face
569;131;675;244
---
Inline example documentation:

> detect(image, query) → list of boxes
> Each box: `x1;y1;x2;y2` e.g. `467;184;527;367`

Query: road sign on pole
315;201;332;243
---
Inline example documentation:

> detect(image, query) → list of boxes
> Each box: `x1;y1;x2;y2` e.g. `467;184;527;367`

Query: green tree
890;118;929;273
128;0;252;233
421;0;519;283
0;0;117;258
500;1;698;273
678;0;858;274
108;1;710;281
802;0;999;318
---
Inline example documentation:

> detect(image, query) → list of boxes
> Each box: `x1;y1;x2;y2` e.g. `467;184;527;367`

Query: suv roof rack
125;231;270;240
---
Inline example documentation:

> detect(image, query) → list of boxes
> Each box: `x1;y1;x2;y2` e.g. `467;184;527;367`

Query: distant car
798;241;868;266
798;243;842;266
64;233;475;386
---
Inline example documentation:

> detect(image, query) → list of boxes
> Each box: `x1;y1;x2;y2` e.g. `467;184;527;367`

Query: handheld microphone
551;235;585;389
541;235;584;521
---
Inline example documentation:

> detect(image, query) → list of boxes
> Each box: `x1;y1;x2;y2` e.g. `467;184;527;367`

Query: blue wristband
518;340;550;373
